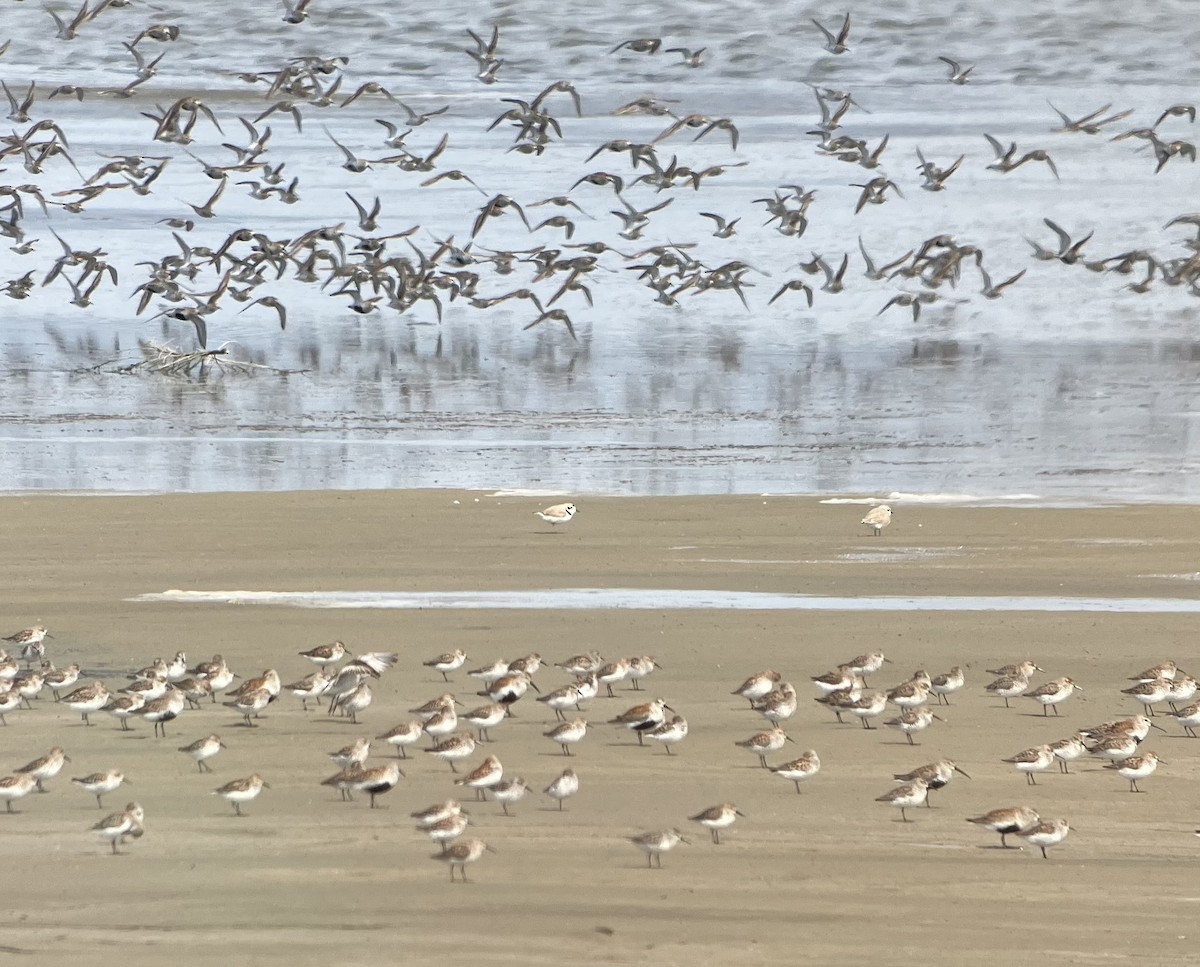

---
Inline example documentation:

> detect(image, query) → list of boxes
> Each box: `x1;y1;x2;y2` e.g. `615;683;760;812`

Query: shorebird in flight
812;13;851;54
665;46;705;67
937;56;973;84
915;147;964;191
985;134;1060;179
1030;218;1093;264
610;37;662;55
1048;101;1132;134
979;265;1026;299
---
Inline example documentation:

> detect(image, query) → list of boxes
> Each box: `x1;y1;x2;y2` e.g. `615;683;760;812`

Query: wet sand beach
3;491;1200;965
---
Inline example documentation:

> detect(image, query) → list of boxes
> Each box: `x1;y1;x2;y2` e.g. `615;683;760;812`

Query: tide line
132;589;1200;613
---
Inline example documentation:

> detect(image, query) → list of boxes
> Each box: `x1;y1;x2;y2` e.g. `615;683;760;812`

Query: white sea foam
488;490;575;498
820;493;1043;506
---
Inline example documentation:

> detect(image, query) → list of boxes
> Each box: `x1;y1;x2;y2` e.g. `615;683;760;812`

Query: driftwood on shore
75;342;304;379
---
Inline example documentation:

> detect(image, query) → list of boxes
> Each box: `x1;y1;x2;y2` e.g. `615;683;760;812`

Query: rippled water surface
2;0;1199;498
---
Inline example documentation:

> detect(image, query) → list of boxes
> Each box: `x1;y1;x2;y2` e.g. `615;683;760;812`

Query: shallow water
2;1;1199;498
136;588;1200;612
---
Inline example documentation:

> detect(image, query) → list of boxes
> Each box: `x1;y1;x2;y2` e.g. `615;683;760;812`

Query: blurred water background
1;0;1198;500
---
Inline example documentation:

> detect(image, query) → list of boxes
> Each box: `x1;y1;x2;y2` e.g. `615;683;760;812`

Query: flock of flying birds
0;6;1197;355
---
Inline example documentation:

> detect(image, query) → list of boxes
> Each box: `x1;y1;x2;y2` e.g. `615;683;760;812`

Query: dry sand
3;491;1200;966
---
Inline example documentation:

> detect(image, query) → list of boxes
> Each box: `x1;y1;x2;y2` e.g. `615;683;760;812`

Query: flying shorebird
877;291;938;322
805;252;849;292
472;194;530;239
421;170;486;194
699;212;739;238
345;192;382;231
185;176;227;219
340;82;399;108
937;56;973;84
239;296;287;330
1032;218;1093;264
665;46;705;68
768;279;814;306
609;37;662;55
393;99;449;127
984;134;1060;180
915;147;964;191
281;0;313;24
325;127;371;172
692;117;740;150
851;177;903;213
979;265;1026;299
1048;101;1132;134
1155;103;1196;128
859;237;914;279
812;12;851;54
46;1;91;41
3;80;36;123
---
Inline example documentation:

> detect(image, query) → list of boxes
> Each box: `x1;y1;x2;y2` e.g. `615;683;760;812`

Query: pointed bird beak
955;767;971;779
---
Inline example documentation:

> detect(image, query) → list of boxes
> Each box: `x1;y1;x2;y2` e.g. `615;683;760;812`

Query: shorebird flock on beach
3;604;1198;871
0;5;1196;356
